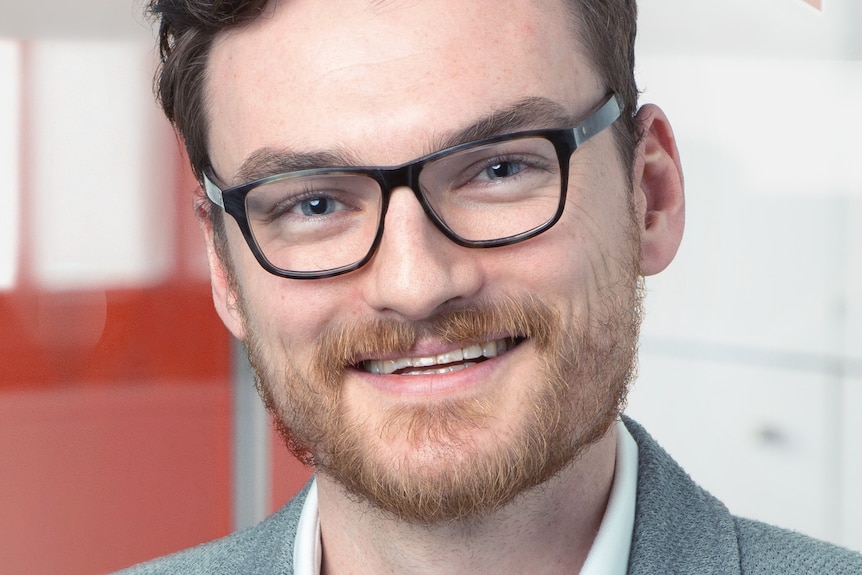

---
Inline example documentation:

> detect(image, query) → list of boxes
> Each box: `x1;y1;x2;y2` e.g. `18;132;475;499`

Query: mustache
310;293;560;387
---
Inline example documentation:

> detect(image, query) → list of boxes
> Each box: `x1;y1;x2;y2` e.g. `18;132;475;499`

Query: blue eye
300;197;337;216
484;161;523;180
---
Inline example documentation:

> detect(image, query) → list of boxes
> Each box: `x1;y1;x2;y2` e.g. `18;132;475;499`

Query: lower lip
349;343;524;398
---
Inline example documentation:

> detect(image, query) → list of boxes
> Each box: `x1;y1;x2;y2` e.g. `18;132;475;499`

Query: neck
316;426;618;575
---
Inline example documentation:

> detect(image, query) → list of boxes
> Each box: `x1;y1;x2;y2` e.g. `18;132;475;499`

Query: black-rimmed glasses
203;94;621;279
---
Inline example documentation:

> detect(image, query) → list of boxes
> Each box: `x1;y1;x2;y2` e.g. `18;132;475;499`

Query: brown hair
147;0;639;250
565;1;640;172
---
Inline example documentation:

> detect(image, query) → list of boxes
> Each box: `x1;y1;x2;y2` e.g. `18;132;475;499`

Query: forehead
206;0;600;174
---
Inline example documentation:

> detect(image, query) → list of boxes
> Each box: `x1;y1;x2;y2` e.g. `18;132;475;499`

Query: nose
359;187;483;320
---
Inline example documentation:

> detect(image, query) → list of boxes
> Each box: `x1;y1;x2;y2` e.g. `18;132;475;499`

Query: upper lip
357;336;520;375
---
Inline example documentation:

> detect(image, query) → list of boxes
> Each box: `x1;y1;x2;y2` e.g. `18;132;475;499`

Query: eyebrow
234;148;359;186
435;96;578;150
230;96;578;185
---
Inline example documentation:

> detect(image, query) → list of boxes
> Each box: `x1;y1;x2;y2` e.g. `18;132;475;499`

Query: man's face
206;0;643;523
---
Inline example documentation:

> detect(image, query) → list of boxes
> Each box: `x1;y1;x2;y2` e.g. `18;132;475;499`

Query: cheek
481;191;634;323
221;231;341;354
240;276;347;352
219;240;324;353
478;228;594;311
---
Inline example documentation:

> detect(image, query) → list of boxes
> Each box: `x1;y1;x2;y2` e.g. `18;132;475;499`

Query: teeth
482;341;499;358
436;348;464;364
402;362;476;376
365;361;385;375
360;338;514;375
413;355;437;368
462;344;483;360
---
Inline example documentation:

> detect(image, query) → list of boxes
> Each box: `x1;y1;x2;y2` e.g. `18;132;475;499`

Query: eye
298;196;342;216
483;160;523;180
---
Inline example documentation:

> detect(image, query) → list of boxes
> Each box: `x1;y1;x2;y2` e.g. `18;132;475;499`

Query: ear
631;104;685;276
197;197;247;341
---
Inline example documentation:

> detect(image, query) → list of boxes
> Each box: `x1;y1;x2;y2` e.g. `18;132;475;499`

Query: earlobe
198;203;247;341
632;104;685;276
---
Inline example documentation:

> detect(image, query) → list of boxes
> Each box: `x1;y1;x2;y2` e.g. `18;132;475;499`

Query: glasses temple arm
572;94;622;147
202;169;226;208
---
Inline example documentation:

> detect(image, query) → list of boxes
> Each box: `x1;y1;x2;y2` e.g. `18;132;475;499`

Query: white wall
28;41;175;290
0;41;21;290
628;0;862;551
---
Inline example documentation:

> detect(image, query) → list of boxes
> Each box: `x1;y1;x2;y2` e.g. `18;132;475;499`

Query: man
119;0;862;573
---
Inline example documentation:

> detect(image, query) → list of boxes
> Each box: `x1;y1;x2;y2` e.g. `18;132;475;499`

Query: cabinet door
842;377;862;551
626;353;836;543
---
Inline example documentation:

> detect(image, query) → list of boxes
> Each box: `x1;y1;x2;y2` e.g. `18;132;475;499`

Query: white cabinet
628;53;862;552
841;377;862;550
626;353;837;543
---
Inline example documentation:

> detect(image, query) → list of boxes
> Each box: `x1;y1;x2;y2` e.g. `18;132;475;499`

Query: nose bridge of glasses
377;161;422;197
375;161;461;245
376;162;436;219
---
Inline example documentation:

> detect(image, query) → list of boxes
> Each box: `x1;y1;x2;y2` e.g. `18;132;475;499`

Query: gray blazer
115;418;862;574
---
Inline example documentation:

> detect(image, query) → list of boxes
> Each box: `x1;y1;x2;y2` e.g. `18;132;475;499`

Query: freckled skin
210;0;619;509
201;0;684;572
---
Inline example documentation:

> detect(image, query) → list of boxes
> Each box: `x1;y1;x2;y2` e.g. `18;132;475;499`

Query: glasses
203;94;621;279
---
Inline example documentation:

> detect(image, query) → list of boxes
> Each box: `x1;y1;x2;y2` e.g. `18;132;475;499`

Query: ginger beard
234;214;644;525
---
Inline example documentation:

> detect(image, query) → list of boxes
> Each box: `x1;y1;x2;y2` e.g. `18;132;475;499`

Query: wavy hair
147;0;640;255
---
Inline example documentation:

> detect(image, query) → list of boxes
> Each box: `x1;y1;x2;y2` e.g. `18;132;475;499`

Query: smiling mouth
357;337;522;376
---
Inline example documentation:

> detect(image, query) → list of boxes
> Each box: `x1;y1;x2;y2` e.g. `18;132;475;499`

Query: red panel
0;383;232;575
0;284;231;389
0;40;240;575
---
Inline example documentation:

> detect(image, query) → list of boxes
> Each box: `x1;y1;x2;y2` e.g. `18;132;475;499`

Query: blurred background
0;0;860;573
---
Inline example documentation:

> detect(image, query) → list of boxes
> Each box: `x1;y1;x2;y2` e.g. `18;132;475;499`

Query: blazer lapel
624;417;741;575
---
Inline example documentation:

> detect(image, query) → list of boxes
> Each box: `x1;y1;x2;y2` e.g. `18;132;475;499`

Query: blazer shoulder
111;482;311;575
735;517;862;574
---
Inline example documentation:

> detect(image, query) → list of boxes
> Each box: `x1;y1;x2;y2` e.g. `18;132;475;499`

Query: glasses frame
203;93;621;280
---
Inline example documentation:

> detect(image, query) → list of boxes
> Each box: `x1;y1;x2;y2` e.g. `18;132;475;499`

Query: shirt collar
579;418;638;575
293;419;638;575
292;479;320;575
